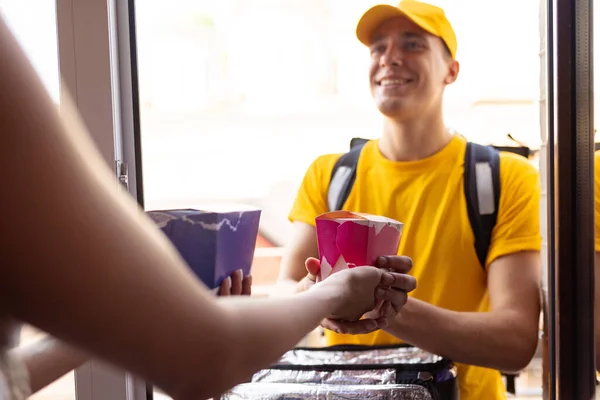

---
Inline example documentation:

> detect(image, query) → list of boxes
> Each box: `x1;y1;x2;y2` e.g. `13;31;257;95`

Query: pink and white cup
315;211;404;281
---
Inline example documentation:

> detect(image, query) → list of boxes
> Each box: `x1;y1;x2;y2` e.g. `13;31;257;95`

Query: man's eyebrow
402;31;426;40
369;35;386;45
370;31;426;45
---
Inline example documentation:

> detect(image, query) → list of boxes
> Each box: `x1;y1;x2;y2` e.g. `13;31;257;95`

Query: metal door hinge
116;161;129;190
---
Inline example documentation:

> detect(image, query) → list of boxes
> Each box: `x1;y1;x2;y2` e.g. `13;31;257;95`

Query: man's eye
370;45;386;55
405;41;423;50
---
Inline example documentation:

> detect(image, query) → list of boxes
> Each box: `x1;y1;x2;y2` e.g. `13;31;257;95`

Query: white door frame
56;0;146;398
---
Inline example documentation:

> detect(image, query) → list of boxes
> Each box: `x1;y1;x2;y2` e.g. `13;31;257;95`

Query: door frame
56;0;146;398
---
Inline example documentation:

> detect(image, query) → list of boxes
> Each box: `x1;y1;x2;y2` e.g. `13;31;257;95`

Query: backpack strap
327;141;367;211
463;142;501;269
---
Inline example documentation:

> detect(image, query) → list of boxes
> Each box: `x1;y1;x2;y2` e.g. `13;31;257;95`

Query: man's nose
380;46;403;68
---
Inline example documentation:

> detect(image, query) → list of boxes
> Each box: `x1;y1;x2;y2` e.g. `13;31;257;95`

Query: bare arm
595;252;600;373
384;251;541;372
10;270;250;395
0;18;395;400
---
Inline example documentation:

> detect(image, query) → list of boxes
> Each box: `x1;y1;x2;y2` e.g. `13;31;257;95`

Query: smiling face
368;16;459;119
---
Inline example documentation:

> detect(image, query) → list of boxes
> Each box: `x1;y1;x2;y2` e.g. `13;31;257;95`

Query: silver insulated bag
221;344;459;400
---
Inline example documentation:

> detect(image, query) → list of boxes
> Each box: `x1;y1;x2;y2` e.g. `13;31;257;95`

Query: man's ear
444;60;460;85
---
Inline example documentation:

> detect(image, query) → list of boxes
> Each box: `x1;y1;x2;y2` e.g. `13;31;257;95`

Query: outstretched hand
319;256;416;334
301;256;416;333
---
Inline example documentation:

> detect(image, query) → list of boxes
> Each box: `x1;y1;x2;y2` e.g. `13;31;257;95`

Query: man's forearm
10;337;89;393
385;298;539;373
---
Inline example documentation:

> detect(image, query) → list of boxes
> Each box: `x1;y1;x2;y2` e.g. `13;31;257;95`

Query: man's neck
378;115;453;162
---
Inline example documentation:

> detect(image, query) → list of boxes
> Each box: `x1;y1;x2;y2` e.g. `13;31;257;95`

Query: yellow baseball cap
356;0;457;59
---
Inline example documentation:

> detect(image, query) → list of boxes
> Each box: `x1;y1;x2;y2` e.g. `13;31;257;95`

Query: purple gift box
146;205;261;289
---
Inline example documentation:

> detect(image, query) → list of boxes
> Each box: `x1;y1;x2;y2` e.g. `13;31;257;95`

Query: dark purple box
146;205;261;289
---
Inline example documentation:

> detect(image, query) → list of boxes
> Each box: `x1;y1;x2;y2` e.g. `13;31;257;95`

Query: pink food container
315;211;404;281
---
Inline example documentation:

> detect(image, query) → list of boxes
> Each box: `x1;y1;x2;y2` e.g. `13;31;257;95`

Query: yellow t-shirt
289;135;541;400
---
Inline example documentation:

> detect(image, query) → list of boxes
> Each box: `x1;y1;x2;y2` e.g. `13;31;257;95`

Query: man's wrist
384;297;414;336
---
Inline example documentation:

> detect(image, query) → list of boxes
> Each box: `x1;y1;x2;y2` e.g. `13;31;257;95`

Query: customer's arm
10;270;249;395
0;17;404;400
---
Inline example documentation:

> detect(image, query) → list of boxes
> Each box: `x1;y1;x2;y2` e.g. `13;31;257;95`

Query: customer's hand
313;266;388;322
320;256;416;334
218;269;252;296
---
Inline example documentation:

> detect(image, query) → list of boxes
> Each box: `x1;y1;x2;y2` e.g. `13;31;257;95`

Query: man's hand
218;269;252;296
321;256;415;334
293;258;321;293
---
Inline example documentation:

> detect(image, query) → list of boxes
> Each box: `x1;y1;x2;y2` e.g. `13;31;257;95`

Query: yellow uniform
289;135;541;400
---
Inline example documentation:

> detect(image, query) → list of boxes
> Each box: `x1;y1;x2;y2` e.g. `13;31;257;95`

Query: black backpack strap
463;142;501;269
327;141;367;211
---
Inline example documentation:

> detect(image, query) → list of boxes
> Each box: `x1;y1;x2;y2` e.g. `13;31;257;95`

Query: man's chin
374;98;411;116
377;105;413;119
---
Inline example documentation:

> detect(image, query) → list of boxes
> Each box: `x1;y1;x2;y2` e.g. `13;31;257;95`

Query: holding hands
302;256;416;334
